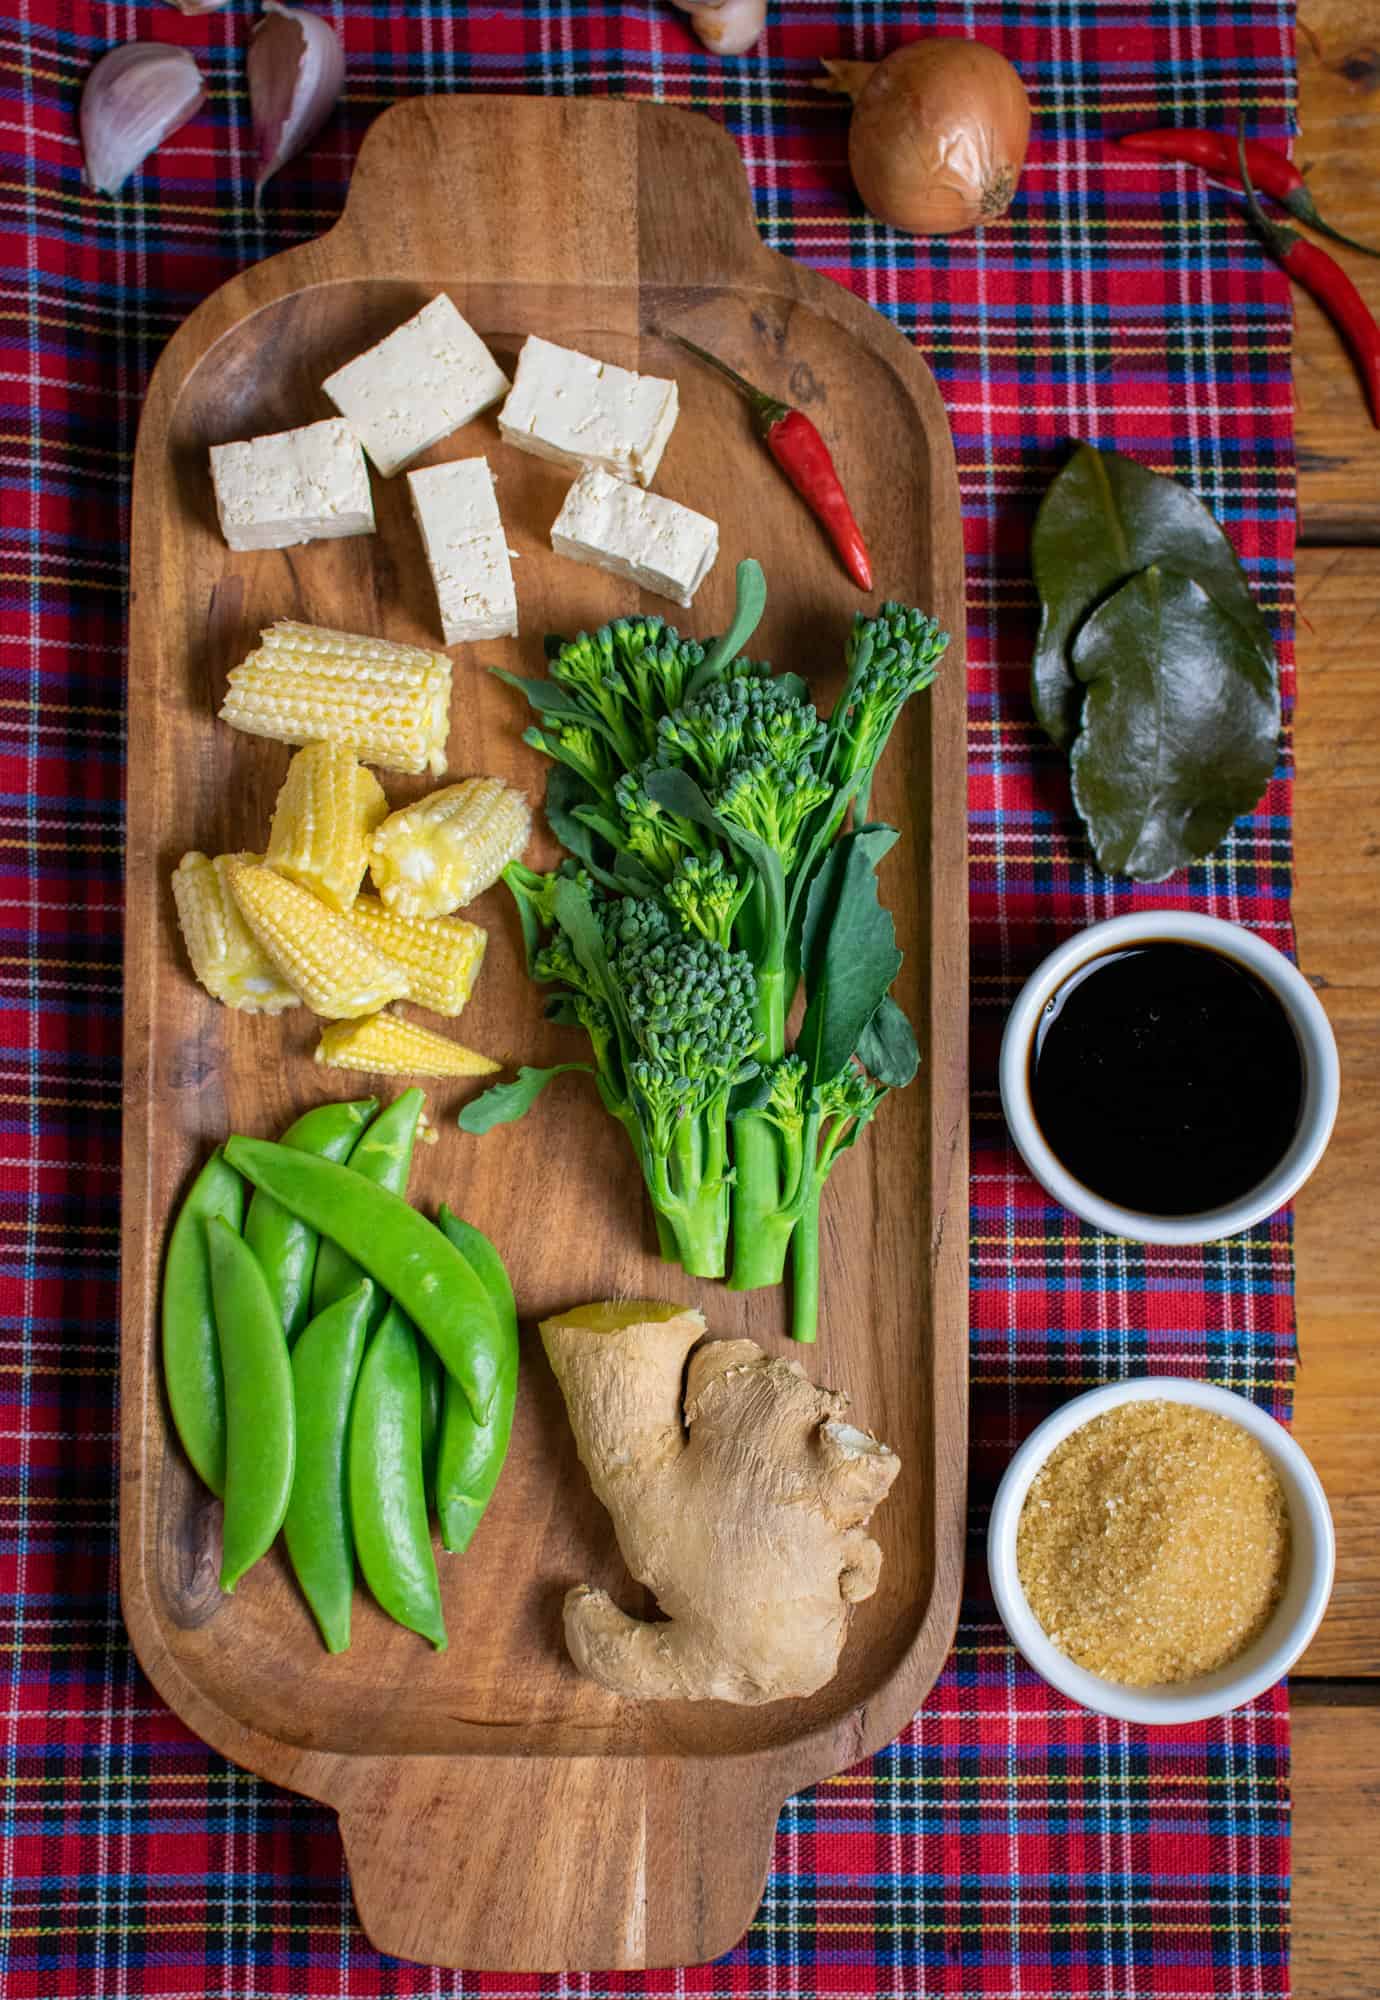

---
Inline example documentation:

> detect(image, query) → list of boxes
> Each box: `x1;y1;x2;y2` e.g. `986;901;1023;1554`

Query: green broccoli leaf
855;994;920;1088
797;824;903;1087
685;558;768;699
457;1064;594;1134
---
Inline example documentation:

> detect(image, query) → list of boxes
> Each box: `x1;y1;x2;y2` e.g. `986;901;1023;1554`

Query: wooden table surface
1274;11;1379;1995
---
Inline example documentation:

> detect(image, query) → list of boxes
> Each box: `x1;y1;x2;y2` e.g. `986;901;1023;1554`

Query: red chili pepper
1119;127;1380;261
1233;126;1380;429
664;331;873;593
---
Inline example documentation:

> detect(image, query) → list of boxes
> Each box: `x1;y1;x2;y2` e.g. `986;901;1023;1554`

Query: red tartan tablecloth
0;4;1297;1994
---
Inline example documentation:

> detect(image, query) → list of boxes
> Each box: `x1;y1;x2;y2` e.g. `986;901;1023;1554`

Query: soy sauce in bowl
1029;943;1304;1217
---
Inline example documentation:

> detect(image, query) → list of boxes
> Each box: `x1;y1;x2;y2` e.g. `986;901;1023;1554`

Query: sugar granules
1016;1400;1291;1685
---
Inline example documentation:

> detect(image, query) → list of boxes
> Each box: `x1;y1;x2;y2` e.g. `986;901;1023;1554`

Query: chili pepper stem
660;328;790;432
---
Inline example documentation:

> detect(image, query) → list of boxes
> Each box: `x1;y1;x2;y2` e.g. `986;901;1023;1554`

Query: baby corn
223;858;408;1018
315;1011;501;1079
265;740;387;912
370;776;531;919
220;621;452;776
344;895;487;1015
171;851;300;1014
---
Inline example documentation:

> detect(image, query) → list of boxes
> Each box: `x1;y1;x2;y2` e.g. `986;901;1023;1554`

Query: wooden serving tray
121;96;968;1972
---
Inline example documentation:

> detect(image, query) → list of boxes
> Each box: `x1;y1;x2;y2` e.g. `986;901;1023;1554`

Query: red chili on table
1233;128;1380;430
664;331;874;593
1118;127;1380;260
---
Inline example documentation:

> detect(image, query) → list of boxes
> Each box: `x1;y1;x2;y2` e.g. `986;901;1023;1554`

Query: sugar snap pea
417;1332;442;1500
434;1208;519;1555
161;1148;245;1497
224;1137;504;1425
282;1280;374;1652
311;1088;424;1319
349;1302;446;1649
244;1098;377;1345
206;1217;295;1592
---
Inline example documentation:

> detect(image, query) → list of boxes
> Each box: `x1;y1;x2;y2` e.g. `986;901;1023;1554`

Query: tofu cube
498;335;678;488
209;419;374;553
550;466;717;609
322;294;510;478
407;457;518;646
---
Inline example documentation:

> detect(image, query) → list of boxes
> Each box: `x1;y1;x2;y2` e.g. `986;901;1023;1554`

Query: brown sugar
1015;1399;1291;1686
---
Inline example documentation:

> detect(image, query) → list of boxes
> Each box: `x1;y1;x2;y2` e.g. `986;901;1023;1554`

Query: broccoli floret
613;764;708;880
656;675;825;789
715;752;832;873
759;1053;808;1138
830;602;949;797
522;719;615;798
545;617;709;768
664;852;747;948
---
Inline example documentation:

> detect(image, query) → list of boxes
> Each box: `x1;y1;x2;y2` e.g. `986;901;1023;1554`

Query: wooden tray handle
336;1750;780;1971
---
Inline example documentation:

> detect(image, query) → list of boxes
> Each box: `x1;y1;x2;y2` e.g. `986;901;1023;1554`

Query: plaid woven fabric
0;3;1296;1995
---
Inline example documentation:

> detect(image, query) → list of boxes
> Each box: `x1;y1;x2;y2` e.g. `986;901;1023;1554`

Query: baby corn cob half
265;740;387;912
315;1011;501;1079
370;776;531;919
220;621;452;776
223;858;408;1018
172;851;300;1014
344;895;487;1015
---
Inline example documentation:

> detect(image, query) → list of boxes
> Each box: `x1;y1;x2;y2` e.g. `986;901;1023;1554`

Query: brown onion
820;37;1030;235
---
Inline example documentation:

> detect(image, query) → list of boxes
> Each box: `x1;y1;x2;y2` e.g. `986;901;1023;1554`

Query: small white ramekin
987;1377;1335;1724
999;910;1340;1245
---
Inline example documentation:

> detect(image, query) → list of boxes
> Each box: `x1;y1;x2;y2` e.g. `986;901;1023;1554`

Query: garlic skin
80;43;206;197
249;2;346;200
669;0;767;56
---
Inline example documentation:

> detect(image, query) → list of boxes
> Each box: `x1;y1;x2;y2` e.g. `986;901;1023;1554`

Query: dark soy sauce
1029;943;1304;1216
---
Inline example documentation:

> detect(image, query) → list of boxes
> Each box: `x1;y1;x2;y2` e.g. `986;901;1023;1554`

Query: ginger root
540;1300;900;1704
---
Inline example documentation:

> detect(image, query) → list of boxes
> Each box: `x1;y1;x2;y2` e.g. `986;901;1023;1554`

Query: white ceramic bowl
988;1377;1335;1724
999;910;1340;1245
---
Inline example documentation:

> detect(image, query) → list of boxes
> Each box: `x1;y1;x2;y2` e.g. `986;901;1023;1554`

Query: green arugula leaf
1032;442;1276;750
457;1064;594;1134
855;994;920;1088
1069;564;1279;882
797;825;903;1086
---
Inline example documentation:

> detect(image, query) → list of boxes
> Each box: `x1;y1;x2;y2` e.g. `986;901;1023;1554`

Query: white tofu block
551;466;717;609
408;457;518;645
322;294;510;478
499;335;678;488
209;419;374;553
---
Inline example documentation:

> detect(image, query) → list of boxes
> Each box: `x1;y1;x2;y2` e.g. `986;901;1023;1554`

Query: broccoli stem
728;965;791;1290
789;1177;822;1344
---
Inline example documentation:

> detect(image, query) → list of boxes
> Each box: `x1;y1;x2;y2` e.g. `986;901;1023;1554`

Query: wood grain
1290;1698;1380;1998
1295;9;1380;540
1292;546;1380;1675
119;97;969;1972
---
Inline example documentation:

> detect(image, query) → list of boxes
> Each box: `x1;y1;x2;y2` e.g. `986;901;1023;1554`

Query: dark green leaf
797;825;903;1086
1032;443;1276;750
491;666;615;736
855;994;920;1088
1069;564;1279;882
457;1064;593;1135
685;558;767;698
544;994;583;1027
543;768;624;892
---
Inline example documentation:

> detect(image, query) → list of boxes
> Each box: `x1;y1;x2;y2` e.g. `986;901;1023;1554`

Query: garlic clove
668;0;768;55
162;0;232;13
248;2;345;201
80;42;206;197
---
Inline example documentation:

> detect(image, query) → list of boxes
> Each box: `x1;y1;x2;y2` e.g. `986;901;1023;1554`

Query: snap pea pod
161;1148;245;1497
349;1302;446;1649
282;1280;374;1653
206;1217;295;1592
434;1209;519;1555
417;1333;442;1500
311;1089;424;1320
243;1099;377;1345
224;1137;505;1426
